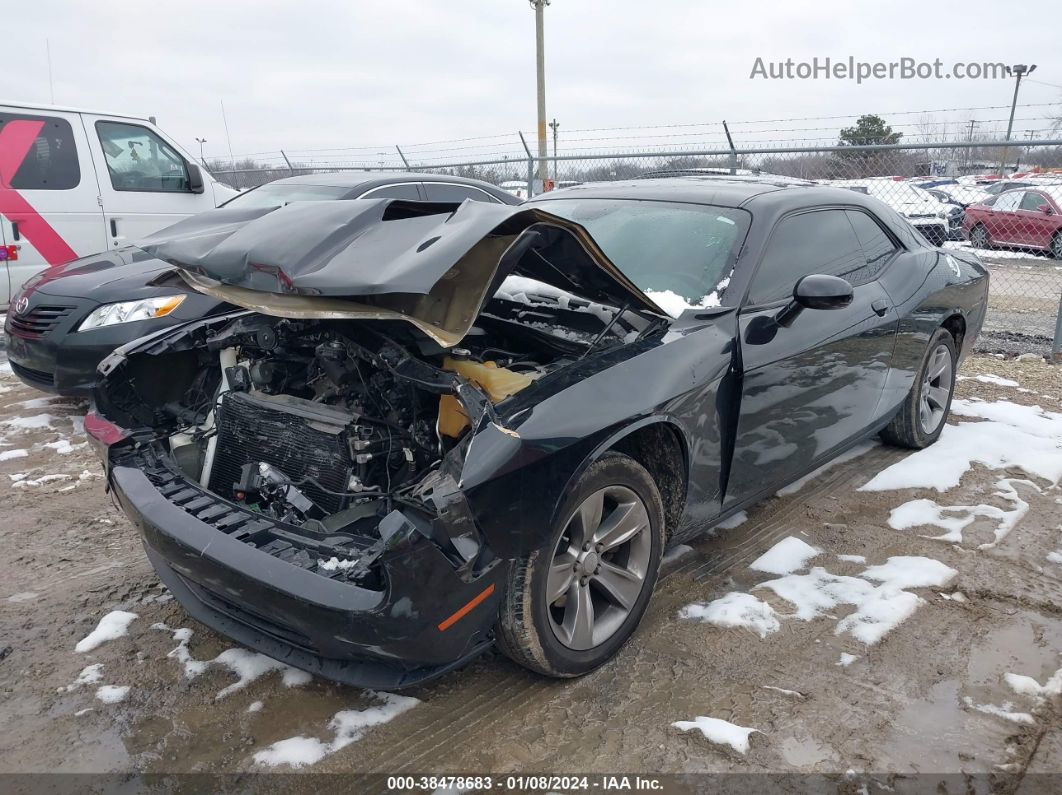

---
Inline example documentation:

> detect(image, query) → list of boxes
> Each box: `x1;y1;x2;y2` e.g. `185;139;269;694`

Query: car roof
526;176;866;210
271;171;506;191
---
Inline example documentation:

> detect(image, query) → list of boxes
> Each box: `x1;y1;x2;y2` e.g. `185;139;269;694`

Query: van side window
0;113;80;190
96;122;191;193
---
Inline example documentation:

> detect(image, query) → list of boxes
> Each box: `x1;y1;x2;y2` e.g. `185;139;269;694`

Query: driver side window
96;121;191;193
748;209;864;305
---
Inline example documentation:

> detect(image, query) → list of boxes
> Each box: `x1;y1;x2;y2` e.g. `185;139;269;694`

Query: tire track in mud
351;444;908;773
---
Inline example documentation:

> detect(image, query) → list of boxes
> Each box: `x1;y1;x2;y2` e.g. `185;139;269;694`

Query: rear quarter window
0;112;80;190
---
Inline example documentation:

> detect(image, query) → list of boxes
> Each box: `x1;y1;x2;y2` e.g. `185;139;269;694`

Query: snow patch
837;555;866;564
252;691;420;768
716;511;748;531
964;697;1035;725
75;611;138;652
973;374;1019;387
7;591;38;603
750;536;821;575
0;448;28;461
95;685;130;704
318;556;359;572
887;478;1034;549
154;624;313;698
662;544;694;565
1004;667;1062;700
683;555;954;646
672;716;760;754
2;414;55;431
680;592;781;638
247;700;264;713
645;289;722;318
861;400;1062;492
838;653;859;667
63;664;104;692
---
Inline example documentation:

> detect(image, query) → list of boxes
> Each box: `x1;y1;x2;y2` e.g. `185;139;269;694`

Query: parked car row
823;178;954;245
962;184;1062;259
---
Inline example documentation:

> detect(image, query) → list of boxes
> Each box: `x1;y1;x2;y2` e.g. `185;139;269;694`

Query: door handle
110;219;119;238
11;221;19;241
871;299;889;317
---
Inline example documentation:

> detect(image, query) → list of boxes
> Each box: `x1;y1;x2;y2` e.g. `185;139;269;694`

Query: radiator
208;391;354;514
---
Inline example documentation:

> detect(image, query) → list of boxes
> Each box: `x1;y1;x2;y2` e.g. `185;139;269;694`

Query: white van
0;101;237;307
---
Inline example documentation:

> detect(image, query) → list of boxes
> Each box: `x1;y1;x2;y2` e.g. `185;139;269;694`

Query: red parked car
962;185;1062;258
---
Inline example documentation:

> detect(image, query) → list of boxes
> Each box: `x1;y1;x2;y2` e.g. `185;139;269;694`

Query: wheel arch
941;312;966;351
560;416;691;542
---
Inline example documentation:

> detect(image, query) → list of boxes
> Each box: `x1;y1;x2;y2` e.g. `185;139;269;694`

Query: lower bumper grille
10;360;55;388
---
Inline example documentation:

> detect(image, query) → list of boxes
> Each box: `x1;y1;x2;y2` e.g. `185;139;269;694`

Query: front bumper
4;291;222;396
109;457;504;689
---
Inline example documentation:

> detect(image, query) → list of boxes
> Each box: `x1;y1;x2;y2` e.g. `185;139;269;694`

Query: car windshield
222;183;352;209
528;198;750;314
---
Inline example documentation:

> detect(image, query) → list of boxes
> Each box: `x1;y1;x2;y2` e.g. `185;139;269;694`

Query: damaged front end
90;199;666;686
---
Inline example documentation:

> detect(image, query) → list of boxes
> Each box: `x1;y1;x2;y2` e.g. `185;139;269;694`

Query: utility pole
1016;129;1038;173
548;118;559;184
195;137;207;167
1000;64;1036;176
530;1;550;189
963;119;979;174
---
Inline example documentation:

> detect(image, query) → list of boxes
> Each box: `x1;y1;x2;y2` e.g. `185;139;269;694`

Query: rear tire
970;223;991;250
1051;231;1062;260
880;327;957;450
496;452;665;678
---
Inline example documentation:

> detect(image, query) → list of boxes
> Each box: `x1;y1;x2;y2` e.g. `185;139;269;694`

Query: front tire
880;327;957;450
496;452;665;678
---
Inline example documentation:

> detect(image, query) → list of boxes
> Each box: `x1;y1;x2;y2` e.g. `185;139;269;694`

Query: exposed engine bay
99;280;659;585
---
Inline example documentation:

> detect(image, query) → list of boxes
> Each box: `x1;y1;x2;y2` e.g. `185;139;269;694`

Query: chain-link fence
211;139;1062;354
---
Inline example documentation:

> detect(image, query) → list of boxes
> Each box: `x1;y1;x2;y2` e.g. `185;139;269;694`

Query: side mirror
187;163;206;195
1038;204;1054;215
775;274;853;327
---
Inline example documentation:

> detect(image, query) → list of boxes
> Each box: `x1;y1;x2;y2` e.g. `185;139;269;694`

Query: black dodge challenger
86;177;988;688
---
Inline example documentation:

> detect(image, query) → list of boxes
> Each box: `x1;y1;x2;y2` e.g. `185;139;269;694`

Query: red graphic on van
0;119;79;266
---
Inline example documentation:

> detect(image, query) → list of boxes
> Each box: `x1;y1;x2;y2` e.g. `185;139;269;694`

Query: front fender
456;318;735;559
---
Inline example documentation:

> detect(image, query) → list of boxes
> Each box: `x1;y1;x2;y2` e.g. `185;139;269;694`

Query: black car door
724;207;899;507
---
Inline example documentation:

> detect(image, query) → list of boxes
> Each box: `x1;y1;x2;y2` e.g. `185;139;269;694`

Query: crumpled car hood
135;199;666;346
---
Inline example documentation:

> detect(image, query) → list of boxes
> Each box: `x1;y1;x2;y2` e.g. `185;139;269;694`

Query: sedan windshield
222;183;352;209
528;198;750;315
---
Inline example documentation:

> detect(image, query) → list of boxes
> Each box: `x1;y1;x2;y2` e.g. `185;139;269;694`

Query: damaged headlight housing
78;295;186;331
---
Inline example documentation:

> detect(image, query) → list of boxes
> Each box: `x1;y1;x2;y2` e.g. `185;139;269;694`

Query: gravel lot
0;351;1060;791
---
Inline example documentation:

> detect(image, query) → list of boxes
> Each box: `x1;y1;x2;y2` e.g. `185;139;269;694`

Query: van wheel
880;327;957;450
496;452;664;677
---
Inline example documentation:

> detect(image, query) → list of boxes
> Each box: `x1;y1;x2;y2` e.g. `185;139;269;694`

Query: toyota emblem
14;297;29;315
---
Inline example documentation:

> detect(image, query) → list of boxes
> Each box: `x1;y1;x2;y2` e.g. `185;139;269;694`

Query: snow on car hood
135;199;666;346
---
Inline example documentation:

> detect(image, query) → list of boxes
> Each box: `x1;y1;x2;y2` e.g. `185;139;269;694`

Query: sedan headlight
78;295;186;332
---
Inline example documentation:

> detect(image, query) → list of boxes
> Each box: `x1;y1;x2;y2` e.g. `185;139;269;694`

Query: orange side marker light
437;584;495;632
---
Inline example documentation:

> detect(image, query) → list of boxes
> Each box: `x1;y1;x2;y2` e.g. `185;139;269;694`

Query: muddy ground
1;352;1061;792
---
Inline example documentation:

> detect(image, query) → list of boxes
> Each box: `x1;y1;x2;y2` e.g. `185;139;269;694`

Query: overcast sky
2;0;1058;166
